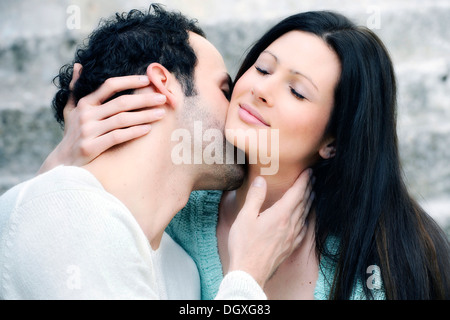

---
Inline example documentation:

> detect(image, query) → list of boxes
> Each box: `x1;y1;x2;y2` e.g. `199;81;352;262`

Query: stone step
0;89;448;197
1;174;447;240
1;1;449;89
0;106;63;179
420;198;450;239
0;174;34;196
0;0;449;239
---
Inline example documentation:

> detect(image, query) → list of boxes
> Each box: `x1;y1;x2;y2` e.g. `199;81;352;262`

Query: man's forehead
188;32;227;72
188;31;216;54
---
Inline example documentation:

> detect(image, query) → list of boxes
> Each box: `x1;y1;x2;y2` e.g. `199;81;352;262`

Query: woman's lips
238;104;270;127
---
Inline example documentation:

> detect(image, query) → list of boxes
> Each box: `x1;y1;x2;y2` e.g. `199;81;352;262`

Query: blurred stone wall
0;0;449;235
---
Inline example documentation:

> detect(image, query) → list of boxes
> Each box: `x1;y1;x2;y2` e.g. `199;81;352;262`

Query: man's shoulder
24;165;104;199
0;167;155;299
0;165;135;248
1;166;108;211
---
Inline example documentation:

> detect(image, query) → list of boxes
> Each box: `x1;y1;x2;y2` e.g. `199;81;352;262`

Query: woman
41;11;450;299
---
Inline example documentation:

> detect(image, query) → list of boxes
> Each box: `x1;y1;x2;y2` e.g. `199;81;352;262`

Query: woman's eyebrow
262;50;319;92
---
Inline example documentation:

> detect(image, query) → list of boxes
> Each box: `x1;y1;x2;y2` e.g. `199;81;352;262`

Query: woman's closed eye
255;66;270;75
255;64;307;100
290;87;306;100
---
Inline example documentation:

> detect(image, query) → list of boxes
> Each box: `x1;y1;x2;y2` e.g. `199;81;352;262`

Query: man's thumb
242;176;267;216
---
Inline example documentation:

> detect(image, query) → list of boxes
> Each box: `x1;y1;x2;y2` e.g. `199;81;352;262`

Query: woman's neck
221;164;308;226
218;163;319;299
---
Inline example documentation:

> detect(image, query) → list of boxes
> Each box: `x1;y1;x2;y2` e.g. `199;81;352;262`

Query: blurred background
0;0;449;237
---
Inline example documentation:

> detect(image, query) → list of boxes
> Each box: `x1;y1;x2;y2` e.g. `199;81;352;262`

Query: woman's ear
146;63;178;108
319;137;336;160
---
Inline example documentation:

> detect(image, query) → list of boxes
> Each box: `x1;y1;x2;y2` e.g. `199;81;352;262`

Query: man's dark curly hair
52;4;205;126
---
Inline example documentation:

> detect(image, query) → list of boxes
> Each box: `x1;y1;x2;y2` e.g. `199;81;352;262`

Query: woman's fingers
95;92;167;120
81;125;154;157
74;91;167;140
74;78;168;160
40;72;168;171
65;63;83;116
80;75;151;105
89;108;166;138
69;63;83;91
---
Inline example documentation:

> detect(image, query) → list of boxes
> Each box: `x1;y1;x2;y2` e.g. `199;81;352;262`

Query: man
0;5;308;299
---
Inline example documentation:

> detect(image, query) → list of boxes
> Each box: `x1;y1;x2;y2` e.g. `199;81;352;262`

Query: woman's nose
252;80;273;107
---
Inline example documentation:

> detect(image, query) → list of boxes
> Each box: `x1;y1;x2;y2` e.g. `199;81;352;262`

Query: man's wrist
216;270;267;300
227;263;266;289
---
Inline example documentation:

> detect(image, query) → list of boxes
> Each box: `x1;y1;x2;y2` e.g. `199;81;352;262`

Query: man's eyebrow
221;73;233;91
262;50;319;92
227;74;233;90
222;73;232;88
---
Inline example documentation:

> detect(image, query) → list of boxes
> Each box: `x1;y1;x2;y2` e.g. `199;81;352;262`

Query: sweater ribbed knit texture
167;190;385;300
0;166;266;300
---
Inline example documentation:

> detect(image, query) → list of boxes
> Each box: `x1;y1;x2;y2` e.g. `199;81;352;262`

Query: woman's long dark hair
235;11;450;299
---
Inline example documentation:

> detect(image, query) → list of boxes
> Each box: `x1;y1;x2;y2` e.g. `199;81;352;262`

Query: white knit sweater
0;166;265;300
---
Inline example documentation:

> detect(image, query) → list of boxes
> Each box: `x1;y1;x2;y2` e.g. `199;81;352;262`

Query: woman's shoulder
314;235;386;300
168;190;222;226
166;190;222;249
187;190;223;213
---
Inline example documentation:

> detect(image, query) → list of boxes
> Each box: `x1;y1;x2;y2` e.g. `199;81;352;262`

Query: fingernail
139;76;149;83
155;94;166;104
154;108;166;118
252;176;264;187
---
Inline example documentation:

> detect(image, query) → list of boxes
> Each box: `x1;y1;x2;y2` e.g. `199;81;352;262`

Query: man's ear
318;137;336;160
146;63;178;108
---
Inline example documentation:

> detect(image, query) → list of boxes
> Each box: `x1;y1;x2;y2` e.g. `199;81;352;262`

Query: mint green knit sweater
166;190;385;300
